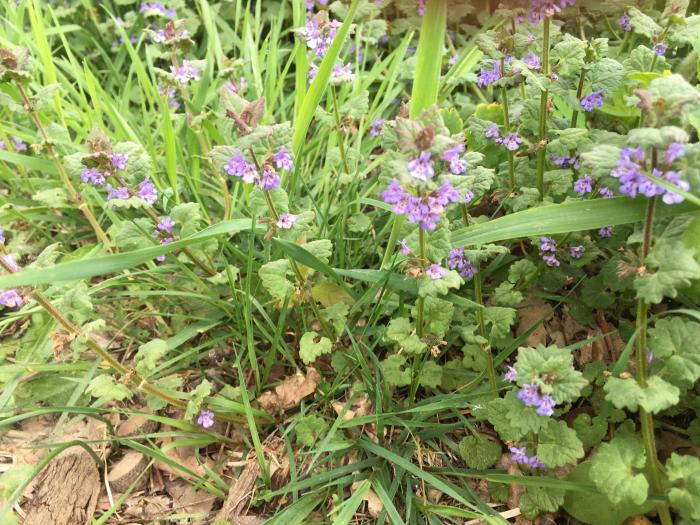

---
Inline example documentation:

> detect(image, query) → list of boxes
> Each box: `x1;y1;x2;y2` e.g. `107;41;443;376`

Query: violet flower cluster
539;236;560;267
510;446;546;469
425;264;447;280
0;288;22;308
224;147;294;195
526;0;576;23
448;247;478;280
618;13;632;32
196;409;214;428
580;90;604;112
153;216;175;262
382;179;461;231
517;383;557;416
485;123;523;152
139;2;176;17
170;60;201;84
550;154;580;169
80;153;129;187
610;143;689;204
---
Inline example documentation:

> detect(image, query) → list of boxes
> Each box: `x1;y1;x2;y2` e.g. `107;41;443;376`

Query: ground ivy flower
0;289;22;308
80;167;106;186
157;216;175;233
407;151;434;181
527;0;576;23
276;213;298;229
599;186;614;198
12;136;26;152
549;154;580;169
448;247;478;279
660;170;689;204
574;175;593;195
664;142;684;164
258;169;280;191
539;236;556;253
618;13;632;31
225;152;258;183
510;447;546;468
485;123;500;140
570;245;585;259
543;254;560;267
298;16;340;58
331;62;354;83
654;42;666;56
170;60;200;83
158;84;180;110
501;132;523;151
517;383;541;407
435;182;460;205
477;60;501;87
599;226;613;237
463;190;474;203
580;90;604;112
196;410;215;428
425;264;447;280
536;394;556;416
504;365;518;382
0;228;4;244
370;118;382;137
0;138;5;150
399;239;413;256
107;184;129;201
140;2;176;17
442;144;467;174
272;147;294;171
138;177;158;204
522;53;541;70
110;153;129;170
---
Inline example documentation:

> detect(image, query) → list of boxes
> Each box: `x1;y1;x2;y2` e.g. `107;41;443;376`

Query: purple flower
618;13;632;32
276;213;298;229
528;456;547;469
399;239;413;256
485;123;500;140
448;55;458;66
158;84;180;109
536;394;556;416
80;167;106;186
1;254;19;272
599;186;614;198
510;446;528;464
448;247;478;280
12;136;26;152
272;147;294;171
0;228;4;244
517;383;541;407
570;245;585;259
417;0;426;15
107;184;129;201
654;42;666;56
661;170;690;204
574;175;593;195
425;264;447;280
331;62;355;83
442;144;467;174
599;226;613;237
665;143;685;165
110;153;129;170
370;118;382;137
580;90;604;112
170;60;200;83
225;152;258;183
0;139;5;150
504;365;518;382
138;177;158;204
463;191;474;203
157;216;175;233
477;61;501;87
0;289;22;308
539;236;556;253
542;254;560;267
501;132;523;151
258;169;280;191
527;0;576;23
549;154;580;169
435;182;460;205
407;151;434;181
152;29;166;43
196;410;215;428
522;53;541;70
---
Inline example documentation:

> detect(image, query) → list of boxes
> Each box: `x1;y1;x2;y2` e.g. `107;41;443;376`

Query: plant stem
635;195;672;525
570;68;586;129
17;84;112;249
535;17;550;200
501;80;515;190
416;228;427;338
330;86;351;177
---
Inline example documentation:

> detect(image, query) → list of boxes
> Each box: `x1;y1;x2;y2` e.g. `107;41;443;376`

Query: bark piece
23;449;99;525
107;451;150;493
214;459;260;522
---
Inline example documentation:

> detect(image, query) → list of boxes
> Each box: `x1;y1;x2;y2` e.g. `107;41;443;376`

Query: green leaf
134;339;168;378
170;202;203;238
60;282;93;324
409;0;447;117
572;413;608;448
320;303;349;337
589;435;649;505
87;375;132;402
185;380;212;421
589;58;625;94
412;296;453;338
628;7;662;37
604;375;680;414
484;306;516;345
649;317;700;389
458;434;502;469
418;360;442;388
386;317;427;354
259;259;294;304
299;331;333;365
635;240;700;304
515;345;588;403
295;414;329;447
519;485;565;519
494;390;550;439
508;259;538;284
537;419;584;468
146;375;183;411
550;34;586;75
380;355;412;387
417;270;463;298
493;282;523;306
666;453;700;521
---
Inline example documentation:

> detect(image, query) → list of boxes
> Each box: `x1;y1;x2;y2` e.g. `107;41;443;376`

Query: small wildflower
276;213;298;229
549;154;580;169
536;394;556;416
0;228;4;244
0;289;22;308
664;143;685;165
570;245;585;259
258;169;280;191
448;55;458;66
510;446;528;464
0;139;5;150
406;151;434;181
527;0;576;23
110;153;129;170
399;239;413;256
501;132;523;151
157;216;175;233
580;90;604;112
196;410;215;428
225;152;258;183
522;53;541;70
1;255;19;272
425;264;447;280
12;136;26;152
417;0;426;15
574;175;593;195
542;254;560;267
448;247;478;280
599;226;613;237
618;13;632;32
485;123;500;140
442;143;467;174
654;42;666;56
370;118;382;137
435;182;460;205
504;365;517;382
107;184;129;201
331;62;354;83
272;147;294;170
170;60;200;83
539;236;556;253
80;167;106;186
137;177;158;204
599;186;614;198
463;191;474;203
517;383;541;407
477;60;501;87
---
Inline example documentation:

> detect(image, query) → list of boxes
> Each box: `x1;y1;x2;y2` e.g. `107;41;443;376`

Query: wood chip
107;451;150;493
214;459;260;522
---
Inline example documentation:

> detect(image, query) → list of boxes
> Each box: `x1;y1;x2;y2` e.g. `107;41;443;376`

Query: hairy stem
17;84;111;249
501;80;515;190
416;228;427;338
570;68;586;129
535;17;550;200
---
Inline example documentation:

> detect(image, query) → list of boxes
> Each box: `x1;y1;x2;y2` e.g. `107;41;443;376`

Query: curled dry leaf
516;297;553;347
352;481;383;518
256;367;320;413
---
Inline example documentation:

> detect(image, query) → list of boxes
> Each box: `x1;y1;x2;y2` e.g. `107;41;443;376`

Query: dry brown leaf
351;482;383;518
332;393;372;421
256;367;320;413
215;459;260;522
516;297;552;347
167;479;216;519
155;429;215;480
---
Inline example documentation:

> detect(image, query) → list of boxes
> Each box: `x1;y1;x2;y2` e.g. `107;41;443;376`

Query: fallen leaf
516;297;552;347
256;367;320;413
